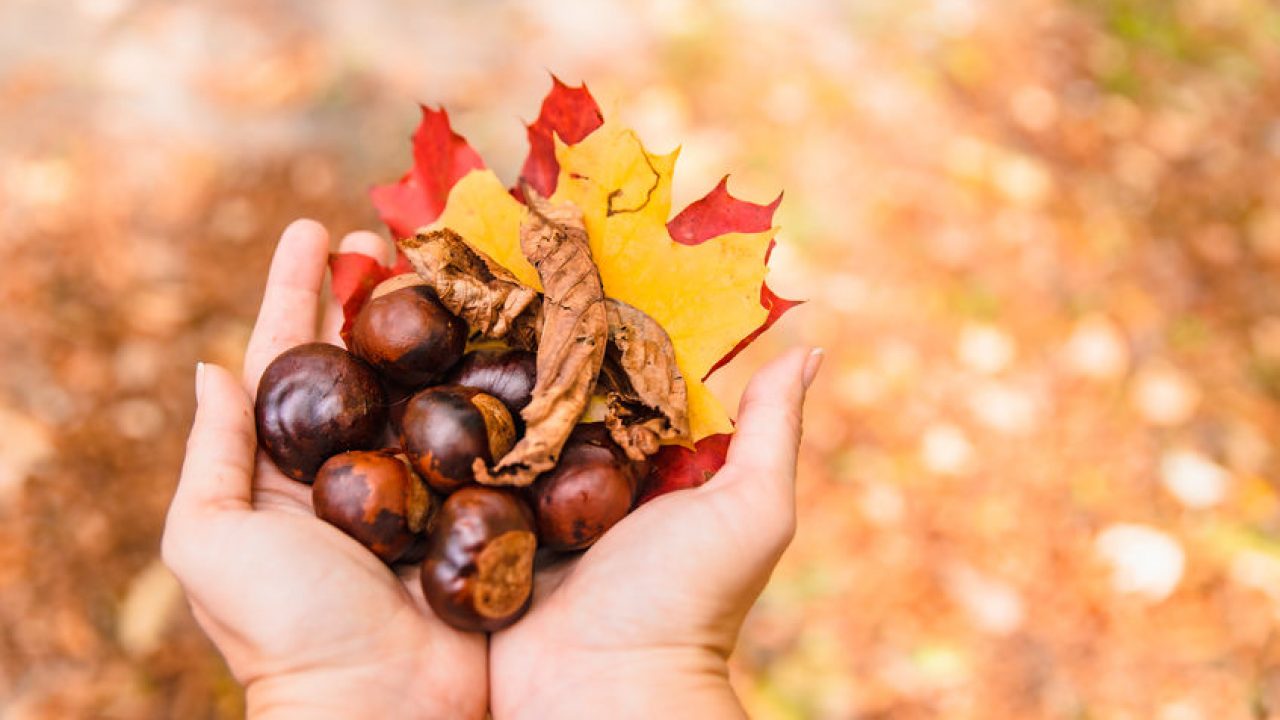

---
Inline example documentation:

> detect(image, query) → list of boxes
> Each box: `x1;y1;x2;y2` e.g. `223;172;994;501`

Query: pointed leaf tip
706;284;803;379
667;176;782;246
370;106;486;240
517;78;604;199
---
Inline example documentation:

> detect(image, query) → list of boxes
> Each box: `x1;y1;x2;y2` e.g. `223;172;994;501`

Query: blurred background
5;0;1280;717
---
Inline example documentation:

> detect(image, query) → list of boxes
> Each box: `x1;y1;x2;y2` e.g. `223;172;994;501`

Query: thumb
714;346;822;511
170;362;257;519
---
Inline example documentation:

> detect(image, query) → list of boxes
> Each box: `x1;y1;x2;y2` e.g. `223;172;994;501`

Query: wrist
245;662;476;720
494;647;745;720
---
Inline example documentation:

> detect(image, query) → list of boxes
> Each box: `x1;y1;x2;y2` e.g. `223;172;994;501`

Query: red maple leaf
516;76;603;200
369;105;485;241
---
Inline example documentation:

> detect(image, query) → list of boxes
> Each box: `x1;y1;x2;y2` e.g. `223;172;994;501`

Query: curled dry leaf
476;188;608;486
398;228;542;349
601;298;690;460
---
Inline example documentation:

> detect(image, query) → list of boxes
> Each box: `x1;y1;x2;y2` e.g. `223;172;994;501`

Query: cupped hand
489;346;822;719
162;220;487;720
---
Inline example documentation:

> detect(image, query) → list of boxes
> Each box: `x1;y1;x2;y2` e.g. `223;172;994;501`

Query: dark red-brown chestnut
531;423;648;551
445;349;537;425
421;486;536;632
254;342;387;483
348;286;467;387
399;385;516;494
313;450;436;564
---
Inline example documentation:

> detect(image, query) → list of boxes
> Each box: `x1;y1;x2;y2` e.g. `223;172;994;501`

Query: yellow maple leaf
428;120;776;441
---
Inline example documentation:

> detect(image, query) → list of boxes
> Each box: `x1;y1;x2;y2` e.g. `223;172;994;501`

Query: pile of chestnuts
253;280;649;631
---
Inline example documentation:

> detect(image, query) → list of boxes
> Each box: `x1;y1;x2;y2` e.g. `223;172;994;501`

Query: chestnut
445;349;537;426
399;385;517;494
348;286;467;387
421;486;536;632
254;343;387;482
531;424;647;551
313;450;436;564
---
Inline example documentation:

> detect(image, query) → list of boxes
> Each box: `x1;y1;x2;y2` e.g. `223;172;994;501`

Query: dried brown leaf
398;228;541;349
601;299;691;460
476;188;607;486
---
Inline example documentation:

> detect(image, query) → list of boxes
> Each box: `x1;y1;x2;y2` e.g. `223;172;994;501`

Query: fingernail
195;362;206;403
802;347;824;390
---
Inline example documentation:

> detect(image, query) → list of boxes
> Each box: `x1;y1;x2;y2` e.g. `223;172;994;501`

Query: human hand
489;346;822;719
162;220;487;719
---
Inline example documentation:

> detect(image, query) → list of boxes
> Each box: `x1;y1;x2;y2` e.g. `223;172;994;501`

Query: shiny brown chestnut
399;385;517;494
445;349;537;425
532;424;647;551
348;286;467;387
421;486;536;632
313;450;436;564
254;343;387;482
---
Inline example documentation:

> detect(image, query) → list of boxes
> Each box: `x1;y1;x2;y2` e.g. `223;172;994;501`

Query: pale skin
163;219;822;719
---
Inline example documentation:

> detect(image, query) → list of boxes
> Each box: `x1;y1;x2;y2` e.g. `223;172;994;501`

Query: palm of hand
164;222;486;718
185;457;481;692
491;465;793;714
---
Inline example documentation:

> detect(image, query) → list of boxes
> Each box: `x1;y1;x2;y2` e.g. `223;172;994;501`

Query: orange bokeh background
5;1;1280;717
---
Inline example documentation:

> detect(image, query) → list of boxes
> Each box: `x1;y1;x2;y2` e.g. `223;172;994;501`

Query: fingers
242;219;331;395
170;362;256;519
320;231;393;345
716;347;822;508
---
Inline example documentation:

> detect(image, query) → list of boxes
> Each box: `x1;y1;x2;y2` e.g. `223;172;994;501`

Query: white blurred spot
114;340;165;390
1229;549;1280;603
957;323;1016;375
1130;363;1200;427
209;197;259;244
1009;85;1058;132
932;0;979;36
1114;143;1164;194
1064;315;1129;379
944;135;990;180
822;273;869;315
7;158;74;209
77;0;130;21
876;339;922;381
0;407;53;506
927;226;977;267
860;482;905;526
967;381;1039;435
945;564;1025;635
1158;700;1204;720
920;424;975;476
1159;449;1230;510
1094;523;1185;602
110;398;166;440
117;559;183;658
993;154;1053;207
836;367;886;408
765;81;812;126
